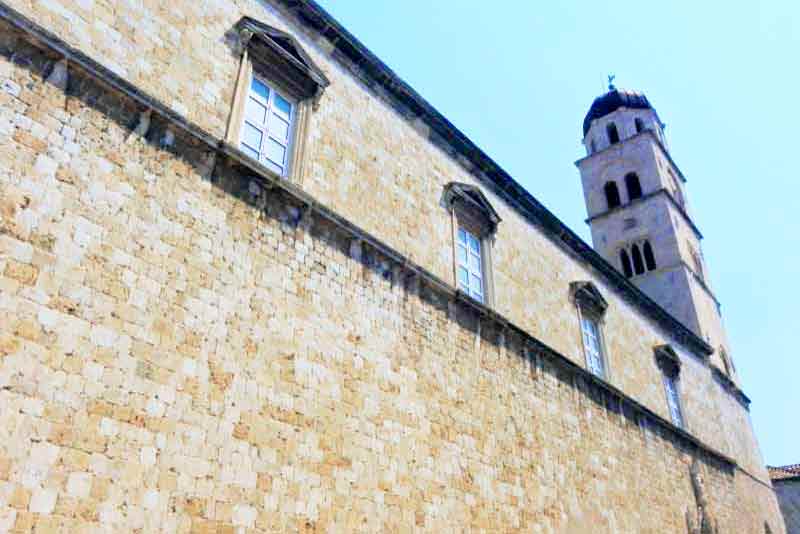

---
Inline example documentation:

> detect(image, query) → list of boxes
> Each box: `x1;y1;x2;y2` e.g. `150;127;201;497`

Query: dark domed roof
583;88;653;136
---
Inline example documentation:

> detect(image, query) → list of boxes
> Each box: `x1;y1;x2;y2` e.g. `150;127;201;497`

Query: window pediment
654;344;681;376
570;281;608;316
235;17;330;101
443;182;501;234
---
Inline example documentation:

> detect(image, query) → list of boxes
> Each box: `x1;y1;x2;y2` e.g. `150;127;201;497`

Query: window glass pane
472;289;484;303
269;113;290;141
458;228;467;244
265;138;287;167
457;245;467;265
251;78;270;101
241;144;259;160
246;98;267;125
468;252;481;273
467;234;480;253
242;123;263;153
274;93;292;118
458;267;468;286
471;274;482;293
263;159;282;175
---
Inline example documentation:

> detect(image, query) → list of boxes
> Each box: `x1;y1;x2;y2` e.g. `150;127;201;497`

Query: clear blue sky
315;0;799;466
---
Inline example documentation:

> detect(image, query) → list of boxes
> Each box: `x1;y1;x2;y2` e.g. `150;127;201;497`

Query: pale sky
315;0;800;466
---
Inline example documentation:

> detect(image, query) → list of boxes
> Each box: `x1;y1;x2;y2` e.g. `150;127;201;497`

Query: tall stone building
0;0;784;532
577;87;735;378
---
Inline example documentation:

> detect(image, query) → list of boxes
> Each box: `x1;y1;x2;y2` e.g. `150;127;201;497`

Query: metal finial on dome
607;74;616;91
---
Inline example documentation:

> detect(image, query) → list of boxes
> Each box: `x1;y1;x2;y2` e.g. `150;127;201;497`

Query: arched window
691;247;705;281
620;249;633;278
625;172;643;201
635;117;645;133
590;138;597;154
631;244;645;275
643;241;657;271
607;122;620;144
604;181;621;209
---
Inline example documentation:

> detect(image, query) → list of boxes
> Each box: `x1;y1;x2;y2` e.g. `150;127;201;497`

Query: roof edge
278;0;713;357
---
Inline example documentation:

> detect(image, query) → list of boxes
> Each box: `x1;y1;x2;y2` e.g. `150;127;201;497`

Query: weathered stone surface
0;2;784;533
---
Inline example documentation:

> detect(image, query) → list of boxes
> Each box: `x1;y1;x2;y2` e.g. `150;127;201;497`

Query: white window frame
580;314;606;379
239;75;297;177
456;226;485;303
663;373;685;428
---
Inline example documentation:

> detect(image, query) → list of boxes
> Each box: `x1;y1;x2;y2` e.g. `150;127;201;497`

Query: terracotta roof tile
768;464;800;480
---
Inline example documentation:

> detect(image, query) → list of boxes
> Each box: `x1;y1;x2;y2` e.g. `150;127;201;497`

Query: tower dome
583;88;653;136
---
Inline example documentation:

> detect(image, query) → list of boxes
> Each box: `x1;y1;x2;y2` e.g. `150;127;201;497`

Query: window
590;138;597;154
631;244;645;275
228;17;330;179
690;246;705;281
643;241;657;271
625;172;643;201
604;181;621;209
620;249;633;278
443;183;500;307
655;345;685;429
240;77;295;175
607;122;620;144
456;227;484;302
635;117;645;133
663;372;684;428
581;315;606;378
570;282;609;380
619;240;656;278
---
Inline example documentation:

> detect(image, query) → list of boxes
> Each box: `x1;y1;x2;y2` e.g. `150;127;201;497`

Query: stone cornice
711;366;751;408
272;1;715;359
585;187;704;241
575;129;687;183
0;0;769;488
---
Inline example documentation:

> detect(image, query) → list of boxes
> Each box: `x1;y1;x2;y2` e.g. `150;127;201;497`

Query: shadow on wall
0;16;750;532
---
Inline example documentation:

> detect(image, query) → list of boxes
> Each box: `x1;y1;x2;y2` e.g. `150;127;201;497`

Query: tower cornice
576;129;687;184
585;187;704;241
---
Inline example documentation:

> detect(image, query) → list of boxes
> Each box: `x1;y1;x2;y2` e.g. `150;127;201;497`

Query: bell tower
576;82;736;379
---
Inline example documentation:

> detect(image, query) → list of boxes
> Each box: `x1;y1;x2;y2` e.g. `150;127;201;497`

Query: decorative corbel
349;238;363;262
311;86;324;111
297;202;314;231
45;57;69;90
237;28;254;56
127;108;152;143
160;128;175;148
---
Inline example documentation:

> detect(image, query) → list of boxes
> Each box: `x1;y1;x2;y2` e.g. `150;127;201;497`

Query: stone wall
0;1;784;532
773;478;800;533
0;0;754;460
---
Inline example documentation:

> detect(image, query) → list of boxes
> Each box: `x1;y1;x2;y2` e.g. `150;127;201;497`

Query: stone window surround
443;183;500;308
618;238;657;278
654;345;688;430
570;282;612;381
225;17;330;183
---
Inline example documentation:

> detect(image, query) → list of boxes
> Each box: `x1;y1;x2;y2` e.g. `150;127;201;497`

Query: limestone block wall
0;0;783;531
0;0;754;447
0;40;785;532
773;479;800;533
577;132;664;218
